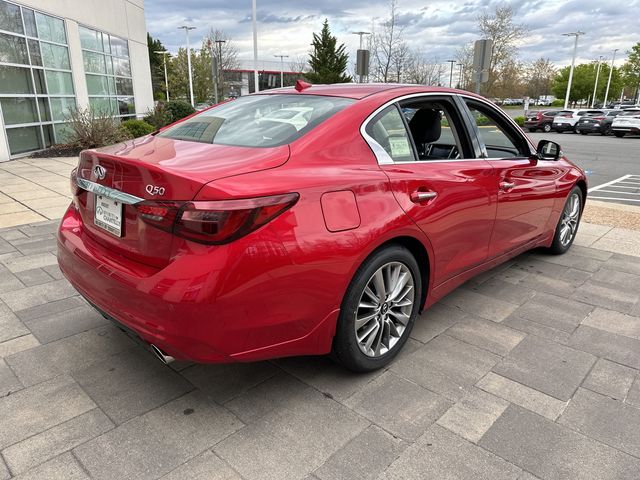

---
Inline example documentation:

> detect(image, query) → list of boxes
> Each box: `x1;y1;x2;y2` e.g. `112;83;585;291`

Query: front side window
465;100;529;158
159;94;354;147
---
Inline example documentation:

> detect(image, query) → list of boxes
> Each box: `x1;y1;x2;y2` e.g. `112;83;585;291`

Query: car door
363;95;497;285
460;98;565;257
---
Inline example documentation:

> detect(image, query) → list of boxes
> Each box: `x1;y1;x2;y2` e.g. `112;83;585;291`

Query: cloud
144;0;640;68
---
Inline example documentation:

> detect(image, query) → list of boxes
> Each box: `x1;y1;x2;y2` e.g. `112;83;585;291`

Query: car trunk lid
75;135;290;267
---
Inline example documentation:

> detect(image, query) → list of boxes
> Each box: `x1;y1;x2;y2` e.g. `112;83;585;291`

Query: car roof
256;83;481;100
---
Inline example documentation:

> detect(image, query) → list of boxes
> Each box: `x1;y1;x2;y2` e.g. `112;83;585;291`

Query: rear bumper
552;123;575;132
575;124;604;133
57;205;338;363
612;126;640;134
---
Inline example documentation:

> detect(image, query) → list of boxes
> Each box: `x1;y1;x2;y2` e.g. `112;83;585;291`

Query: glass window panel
40;43;70;69
1;97;38;125
79;26;101;51
105;55;113;75
0;1;23;35
0;65;33;94
0;33;28;64
89;97;112;115
42;124;54;147
45;70;73;94
108;76;115;95
113;57;131;77
83;50;105;74
110;98;118;115
117;97;135;115
86;74;110;95
27;39;42;66
110;36;128;57
23;8;37;37
116;77;133;96
35;12;66;44
38;97;51;121
6;126;42;155
33;68;46;93
49;97;76;121
54;122;72;144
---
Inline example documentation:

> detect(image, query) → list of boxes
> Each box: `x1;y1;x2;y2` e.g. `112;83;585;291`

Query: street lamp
591;55;604;108
603;48;619;107
215;39;226;99
562;31;585;109
252;0;259;92
446;60;456;88
154;50;171;101
274;54;289;87
351;31;371;83
178;25;196;106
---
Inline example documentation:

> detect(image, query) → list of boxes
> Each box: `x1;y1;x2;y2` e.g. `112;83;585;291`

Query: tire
547;186;583;255
527;128;537;133
543;123;552;133
614;132;625;138
332;245;422;372
602;125;612;136
580;131;588;135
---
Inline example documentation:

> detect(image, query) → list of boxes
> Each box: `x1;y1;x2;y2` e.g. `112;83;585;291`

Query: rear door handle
410;191;437;203
499;181;516;191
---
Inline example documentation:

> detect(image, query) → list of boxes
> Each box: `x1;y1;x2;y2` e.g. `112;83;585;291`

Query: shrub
119;119;155;138
551;99;564;107
164;101;195;123
514;116;525;127
143;103;172;129
65;108;131;150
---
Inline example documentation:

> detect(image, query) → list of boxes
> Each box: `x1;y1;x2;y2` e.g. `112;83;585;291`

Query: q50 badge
145;185;166;196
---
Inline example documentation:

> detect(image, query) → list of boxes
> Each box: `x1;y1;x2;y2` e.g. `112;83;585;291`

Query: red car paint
57;84;586;363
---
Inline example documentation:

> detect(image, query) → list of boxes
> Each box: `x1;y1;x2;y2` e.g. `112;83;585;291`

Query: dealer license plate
94;194;123;237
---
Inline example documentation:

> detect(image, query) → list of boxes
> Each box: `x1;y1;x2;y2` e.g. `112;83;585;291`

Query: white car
257;107;313;131
552;109;605;133
611;108;640;137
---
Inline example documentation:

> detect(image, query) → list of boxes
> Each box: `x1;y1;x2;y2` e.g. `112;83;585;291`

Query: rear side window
158;94;354;147
365;105;415;162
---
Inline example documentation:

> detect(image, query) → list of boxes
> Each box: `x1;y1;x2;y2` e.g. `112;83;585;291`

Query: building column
65;19;89;110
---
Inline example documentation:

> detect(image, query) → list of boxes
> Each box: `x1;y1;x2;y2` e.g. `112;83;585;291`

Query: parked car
552;109;605;133
575;110;622;136
611;108;640;137
195;103;212;111
524;109;562;132
58;84;586;372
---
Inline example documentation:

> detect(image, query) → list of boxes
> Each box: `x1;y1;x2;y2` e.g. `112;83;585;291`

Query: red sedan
57;84;587;372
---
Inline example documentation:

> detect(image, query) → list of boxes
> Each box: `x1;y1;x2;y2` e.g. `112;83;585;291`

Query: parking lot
0;152;639;479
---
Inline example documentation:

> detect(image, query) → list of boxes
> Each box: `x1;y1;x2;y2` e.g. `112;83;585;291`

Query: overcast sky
144;0;640;70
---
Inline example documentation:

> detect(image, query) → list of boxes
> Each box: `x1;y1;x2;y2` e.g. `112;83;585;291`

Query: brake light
136;193;299;245
536;112;542;119
592;116;605;121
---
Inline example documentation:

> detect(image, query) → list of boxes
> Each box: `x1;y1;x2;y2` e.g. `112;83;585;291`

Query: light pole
591;55;603;108
178;25;196;106
274;54;289;87
603;48;619;107
215;39;226;99
154;50;171;101
252;0;259;92
562;31;584;109
446;60;456;88
351;31;371;83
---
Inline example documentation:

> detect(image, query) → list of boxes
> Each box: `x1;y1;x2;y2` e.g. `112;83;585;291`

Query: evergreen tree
306;20;351;84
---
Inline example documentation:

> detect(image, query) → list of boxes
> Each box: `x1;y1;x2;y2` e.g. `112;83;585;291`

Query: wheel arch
575;179;587;210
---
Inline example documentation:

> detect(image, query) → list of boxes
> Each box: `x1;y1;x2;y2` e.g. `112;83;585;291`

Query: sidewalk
1;157;640;480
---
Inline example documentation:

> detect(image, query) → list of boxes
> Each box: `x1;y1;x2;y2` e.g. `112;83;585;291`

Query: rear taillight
592;116;605;121
536;112;543;119
136;193;299;245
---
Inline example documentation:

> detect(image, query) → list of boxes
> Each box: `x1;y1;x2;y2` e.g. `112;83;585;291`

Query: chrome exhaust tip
150;344;175;365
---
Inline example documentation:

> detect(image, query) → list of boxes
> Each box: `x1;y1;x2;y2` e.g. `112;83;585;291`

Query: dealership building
0;0;154;161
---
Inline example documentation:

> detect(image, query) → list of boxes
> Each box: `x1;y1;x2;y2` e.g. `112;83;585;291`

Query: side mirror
536;140;562;161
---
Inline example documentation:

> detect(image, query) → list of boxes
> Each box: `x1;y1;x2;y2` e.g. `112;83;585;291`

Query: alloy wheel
559;192;580;247
543;123;551;132
354;262;414;357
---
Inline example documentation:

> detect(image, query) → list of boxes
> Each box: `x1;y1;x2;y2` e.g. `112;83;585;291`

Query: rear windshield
620;109;640;116
158;94;354;147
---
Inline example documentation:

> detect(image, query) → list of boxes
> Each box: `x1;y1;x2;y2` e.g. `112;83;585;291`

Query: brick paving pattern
1;218;640;479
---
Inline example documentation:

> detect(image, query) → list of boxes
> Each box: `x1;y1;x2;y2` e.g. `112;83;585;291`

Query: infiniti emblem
93;165;107;180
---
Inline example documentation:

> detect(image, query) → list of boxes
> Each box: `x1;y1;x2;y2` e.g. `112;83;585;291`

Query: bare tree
204;29;239;99
289;55;308;74
477;4;528;95
370;0;405;82
403;50;440;85
456;43;474;90
524;58;556;99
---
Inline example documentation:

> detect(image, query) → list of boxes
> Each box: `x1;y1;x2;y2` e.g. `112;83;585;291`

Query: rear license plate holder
94;194;123;237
